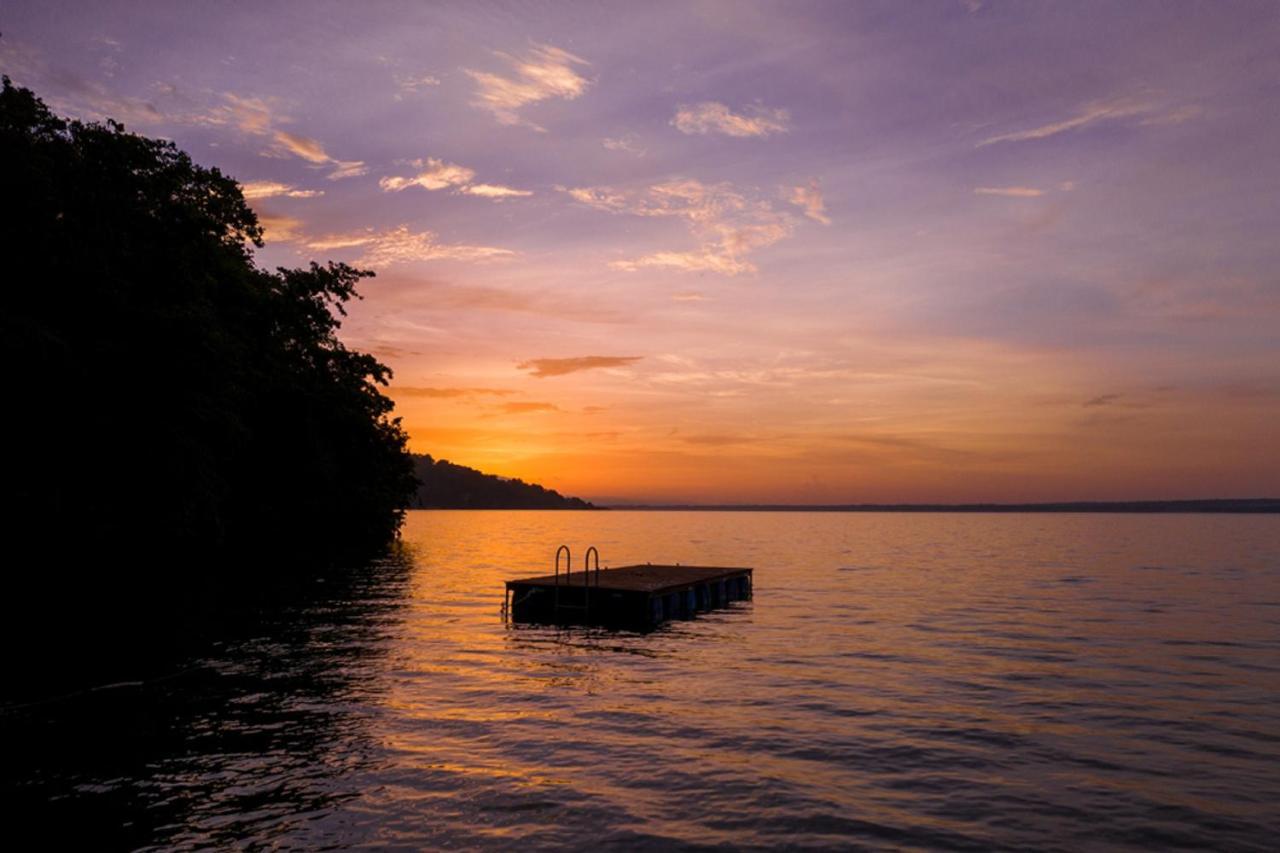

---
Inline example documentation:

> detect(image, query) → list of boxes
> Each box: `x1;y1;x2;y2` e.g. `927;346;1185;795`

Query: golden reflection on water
10;511;1260;849
356;510;1280;847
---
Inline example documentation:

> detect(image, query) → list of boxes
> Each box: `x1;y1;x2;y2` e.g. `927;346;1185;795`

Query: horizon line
593;498;1280;513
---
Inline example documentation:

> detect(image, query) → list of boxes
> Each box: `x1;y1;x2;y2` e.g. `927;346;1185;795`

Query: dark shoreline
599;499;1280;513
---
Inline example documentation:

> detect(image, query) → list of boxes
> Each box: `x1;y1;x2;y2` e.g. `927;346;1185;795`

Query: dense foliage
413;455;595;509
0;78;416;578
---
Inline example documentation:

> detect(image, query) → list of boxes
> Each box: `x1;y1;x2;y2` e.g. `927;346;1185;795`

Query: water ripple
4;511;1279;848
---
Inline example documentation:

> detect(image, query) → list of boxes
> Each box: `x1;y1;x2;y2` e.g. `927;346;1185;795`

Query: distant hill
411;454;596;509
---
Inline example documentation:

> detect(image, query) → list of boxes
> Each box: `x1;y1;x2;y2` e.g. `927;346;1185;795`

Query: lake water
5;511;1279;849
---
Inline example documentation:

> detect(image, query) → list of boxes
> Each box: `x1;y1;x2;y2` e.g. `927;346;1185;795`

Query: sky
4;0;1279;504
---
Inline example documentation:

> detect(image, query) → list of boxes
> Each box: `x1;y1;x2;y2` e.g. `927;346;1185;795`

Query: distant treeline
612;499;1280;513
412;455;595;509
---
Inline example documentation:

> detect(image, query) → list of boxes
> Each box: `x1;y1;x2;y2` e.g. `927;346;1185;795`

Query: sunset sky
4;1;1278;503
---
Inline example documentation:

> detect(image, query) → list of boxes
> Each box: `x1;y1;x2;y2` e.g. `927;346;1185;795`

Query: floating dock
504;551;752;628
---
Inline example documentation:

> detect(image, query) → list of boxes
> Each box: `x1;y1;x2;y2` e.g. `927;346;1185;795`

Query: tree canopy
0;78;415;581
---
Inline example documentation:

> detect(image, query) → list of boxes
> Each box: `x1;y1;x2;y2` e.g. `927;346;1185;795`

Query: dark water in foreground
4;511;1279;849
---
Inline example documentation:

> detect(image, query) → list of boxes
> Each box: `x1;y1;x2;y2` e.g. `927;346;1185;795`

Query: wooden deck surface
507;564;751;593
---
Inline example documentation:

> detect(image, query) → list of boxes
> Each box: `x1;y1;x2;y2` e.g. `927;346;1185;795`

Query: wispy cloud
973;186;1044;197
272;129;331;164
498;401;561;414
682;433;762;447
561;186;630;211
459;183;533;198
305;225;516;266
258;213;305;243
602;135;645;155
409;284;631;324
563;179;797;275
206;93;366;179
1083;394;1121;407
90;34;122;78
977;96;1194;147
1126;274;1280;322
241;180;323;200
56;82;165;127
326;160;368;180
672;101;788;137
518;356;643;378
366;345;422;360
380;158;475;191
612;251;755;275
788;180;831;224
391;386;515;398
214;93;273;134
394;72;440;97
465;43;590;129
1141;104;1202;126
380;158;531;199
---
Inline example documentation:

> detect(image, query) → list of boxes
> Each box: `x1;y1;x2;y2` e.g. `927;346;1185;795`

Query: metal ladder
553;544;601;618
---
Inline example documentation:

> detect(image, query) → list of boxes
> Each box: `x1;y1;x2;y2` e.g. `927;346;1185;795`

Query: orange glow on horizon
383;329;1280;504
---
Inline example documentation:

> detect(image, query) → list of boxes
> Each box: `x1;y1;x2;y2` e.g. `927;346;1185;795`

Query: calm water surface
5;511;1280;849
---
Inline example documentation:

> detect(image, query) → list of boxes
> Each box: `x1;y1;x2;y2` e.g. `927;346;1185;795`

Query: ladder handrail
551;545;601;617
554;545;571;610
554;544;571;584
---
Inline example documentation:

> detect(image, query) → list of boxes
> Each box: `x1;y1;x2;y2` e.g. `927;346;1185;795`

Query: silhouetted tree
0;78;415;598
